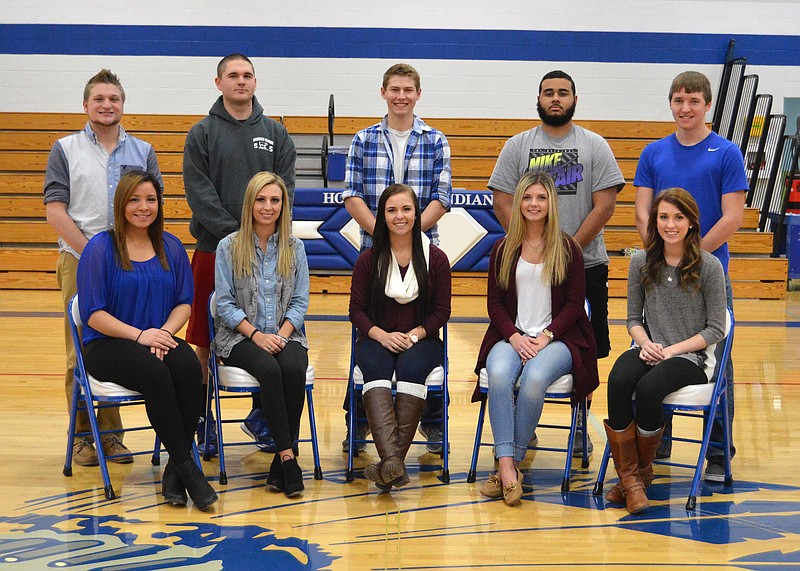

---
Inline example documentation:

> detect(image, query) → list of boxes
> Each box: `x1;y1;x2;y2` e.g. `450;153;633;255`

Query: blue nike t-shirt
634;131;748;274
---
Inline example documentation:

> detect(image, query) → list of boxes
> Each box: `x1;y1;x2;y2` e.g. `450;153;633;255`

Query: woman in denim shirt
213;172;310;498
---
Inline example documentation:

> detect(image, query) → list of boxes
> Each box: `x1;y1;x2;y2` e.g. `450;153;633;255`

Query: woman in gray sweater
605;188;726;514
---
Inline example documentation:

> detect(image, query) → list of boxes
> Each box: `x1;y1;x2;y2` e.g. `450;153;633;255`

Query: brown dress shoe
102;436;133;464
73;438;99;467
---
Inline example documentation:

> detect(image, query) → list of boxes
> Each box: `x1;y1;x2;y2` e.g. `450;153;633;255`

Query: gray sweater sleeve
43;141;70;204
698;253;727;347
625;252;646;332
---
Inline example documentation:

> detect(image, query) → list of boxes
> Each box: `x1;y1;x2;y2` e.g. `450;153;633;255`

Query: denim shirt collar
83;122;127;146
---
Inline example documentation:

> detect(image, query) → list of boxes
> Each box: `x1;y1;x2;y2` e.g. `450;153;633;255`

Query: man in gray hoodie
183;54;296;454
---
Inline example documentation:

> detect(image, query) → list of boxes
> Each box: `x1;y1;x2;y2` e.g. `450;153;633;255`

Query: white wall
2;1;798;121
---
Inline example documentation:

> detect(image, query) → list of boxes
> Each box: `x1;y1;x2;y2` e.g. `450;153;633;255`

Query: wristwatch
409;333;419;344
542;328;554;341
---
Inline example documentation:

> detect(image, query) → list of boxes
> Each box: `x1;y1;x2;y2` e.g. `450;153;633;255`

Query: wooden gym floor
1;289;799;570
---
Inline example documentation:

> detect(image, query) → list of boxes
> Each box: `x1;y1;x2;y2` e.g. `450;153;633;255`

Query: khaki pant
58;251;123;444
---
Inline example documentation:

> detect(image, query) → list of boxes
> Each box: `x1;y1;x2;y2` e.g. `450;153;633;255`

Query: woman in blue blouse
78;171;217;511
213;172;310;498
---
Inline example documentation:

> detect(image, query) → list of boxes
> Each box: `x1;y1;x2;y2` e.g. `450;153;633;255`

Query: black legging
607;348;708;432
84;336;202;464
222;339;308;452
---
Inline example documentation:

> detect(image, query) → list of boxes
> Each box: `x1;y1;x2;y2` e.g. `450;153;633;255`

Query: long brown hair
641;187;703;290
496;171;573;289
110;171;168;271
369;184;430;325
231;172;295;279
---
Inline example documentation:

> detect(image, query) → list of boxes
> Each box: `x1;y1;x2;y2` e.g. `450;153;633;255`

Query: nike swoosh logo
708;147;720;152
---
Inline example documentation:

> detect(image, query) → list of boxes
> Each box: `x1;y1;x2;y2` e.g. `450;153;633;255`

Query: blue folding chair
466;300;591;492
206;291;322;485
592;307;735;510
345;324;450;483
63;295;199;500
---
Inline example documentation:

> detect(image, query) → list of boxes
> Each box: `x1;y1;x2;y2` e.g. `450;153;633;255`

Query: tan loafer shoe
502;467;525;506
480;473;503;498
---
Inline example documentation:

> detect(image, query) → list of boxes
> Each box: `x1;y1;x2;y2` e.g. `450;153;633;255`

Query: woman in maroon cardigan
349;184;452;492
474;171;598;505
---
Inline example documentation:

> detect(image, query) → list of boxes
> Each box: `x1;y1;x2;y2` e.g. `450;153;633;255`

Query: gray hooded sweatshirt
183;95;296;252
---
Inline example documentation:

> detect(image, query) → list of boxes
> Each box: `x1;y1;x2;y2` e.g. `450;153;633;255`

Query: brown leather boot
362;386;404;487
603;420;648;514
605;425;664;504
391;391;425;487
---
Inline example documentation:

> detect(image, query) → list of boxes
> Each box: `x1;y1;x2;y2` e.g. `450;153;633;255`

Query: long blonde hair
496;171;573;289
231;172;295;279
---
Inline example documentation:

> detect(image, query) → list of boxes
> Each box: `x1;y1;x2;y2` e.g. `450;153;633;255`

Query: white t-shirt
386;126;412;184
514;258;552;336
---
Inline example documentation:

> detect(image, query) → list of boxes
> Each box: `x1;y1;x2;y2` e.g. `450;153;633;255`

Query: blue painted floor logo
0;513;336;569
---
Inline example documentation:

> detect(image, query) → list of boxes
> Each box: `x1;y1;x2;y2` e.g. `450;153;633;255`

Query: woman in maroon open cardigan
350;184;452;492
473;171;598;505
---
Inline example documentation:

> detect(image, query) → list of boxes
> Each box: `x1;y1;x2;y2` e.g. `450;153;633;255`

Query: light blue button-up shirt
215;232;310;338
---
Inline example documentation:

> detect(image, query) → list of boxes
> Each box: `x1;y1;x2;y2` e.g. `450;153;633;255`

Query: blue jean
486;340;572;462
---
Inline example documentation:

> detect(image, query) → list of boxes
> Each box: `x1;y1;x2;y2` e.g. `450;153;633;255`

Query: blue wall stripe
1;24;798;66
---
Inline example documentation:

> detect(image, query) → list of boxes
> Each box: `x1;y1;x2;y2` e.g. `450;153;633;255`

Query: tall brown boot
603;420;648;514
362;386;404;487
391;391;425;487
605;425;664;504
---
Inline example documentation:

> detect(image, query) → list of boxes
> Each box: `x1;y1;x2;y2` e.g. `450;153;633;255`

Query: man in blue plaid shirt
341;63;452;454
343;63;452;250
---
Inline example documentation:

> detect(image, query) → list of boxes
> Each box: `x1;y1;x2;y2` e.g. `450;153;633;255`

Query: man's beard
537;101;576;127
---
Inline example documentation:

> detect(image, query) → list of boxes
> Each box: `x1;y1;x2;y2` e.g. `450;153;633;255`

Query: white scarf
384;233;430;304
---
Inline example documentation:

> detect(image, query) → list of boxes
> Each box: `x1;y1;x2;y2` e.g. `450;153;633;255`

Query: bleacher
0;112;788;298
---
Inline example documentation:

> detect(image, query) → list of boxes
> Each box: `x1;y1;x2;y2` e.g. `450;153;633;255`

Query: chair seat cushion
478;368;573;397
218;364;315;389
353;365;444;388
87;374;143;398
662;382;714;407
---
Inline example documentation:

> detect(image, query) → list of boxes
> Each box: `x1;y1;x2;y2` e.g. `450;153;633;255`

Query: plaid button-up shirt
343;115;451;249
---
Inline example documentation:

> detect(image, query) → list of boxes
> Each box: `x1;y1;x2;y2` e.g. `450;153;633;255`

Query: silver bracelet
276;334;289;344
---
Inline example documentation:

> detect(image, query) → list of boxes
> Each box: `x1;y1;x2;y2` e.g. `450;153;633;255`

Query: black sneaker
656;416;672;459
704;457;726;482
572;415;594;457
419;424;443;454
341;423;369;453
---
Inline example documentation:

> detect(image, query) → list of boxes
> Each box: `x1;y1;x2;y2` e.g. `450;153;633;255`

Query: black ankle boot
266;453;285;492
174;459;218;511
162;460;187;506
281;456;304;498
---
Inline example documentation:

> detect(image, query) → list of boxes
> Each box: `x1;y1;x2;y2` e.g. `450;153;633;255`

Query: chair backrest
70;294;83;329
716;307;735;380
208;291;218;343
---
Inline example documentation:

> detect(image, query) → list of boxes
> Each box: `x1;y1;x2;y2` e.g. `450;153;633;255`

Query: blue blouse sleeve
76;232;112;326
164;233;193;306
